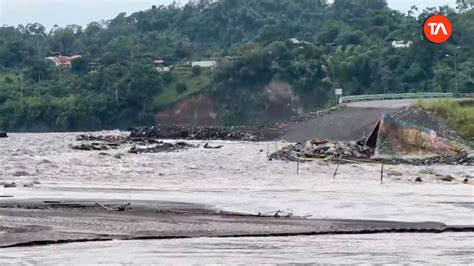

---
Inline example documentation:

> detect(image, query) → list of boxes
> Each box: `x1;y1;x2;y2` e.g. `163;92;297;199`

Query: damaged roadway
1;199;473;248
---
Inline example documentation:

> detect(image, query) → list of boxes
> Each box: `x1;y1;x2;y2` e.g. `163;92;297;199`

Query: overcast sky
0;0;457;30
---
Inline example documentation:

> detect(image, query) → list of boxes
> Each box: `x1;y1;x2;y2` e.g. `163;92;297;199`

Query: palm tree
321;45;362;95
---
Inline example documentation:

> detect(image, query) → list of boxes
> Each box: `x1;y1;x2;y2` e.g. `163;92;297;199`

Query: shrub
161;72;174;85
4;76;13;84
191;65;202;76
175;82;188;94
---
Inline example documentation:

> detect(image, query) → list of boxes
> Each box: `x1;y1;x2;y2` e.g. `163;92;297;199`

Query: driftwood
95;202;131;211
204;143;224;149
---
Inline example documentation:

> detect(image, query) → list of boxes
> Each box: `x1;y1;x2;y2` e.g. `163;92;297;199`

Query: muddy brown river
0;132;473;264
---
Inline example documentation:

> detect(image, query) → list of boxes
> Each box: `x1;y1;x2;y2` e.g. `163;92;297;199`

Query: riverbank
1;198;472;249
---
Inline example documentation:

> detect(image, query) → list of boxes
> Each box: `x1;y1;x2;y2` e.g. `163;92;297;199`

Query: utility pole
59;30;63;55
454;52;458;96
447;47;460;96
130;45;135;69
115;83;119;107
20;76;24;111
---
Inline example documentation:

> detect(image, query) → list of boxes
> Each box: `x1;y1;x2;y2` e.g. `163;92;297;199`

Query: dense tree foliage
0;0;473;131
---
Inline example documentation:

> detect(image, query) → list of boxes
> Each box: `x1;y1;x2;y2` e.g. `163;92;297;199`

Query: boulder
387;171;403;177
314;144;330;153
0;131;7;138
415;177;423;183
326;147;337;155
311;138;329;145
356;137;366;146
4;183;16;188
349;141;358;147
439;174;455;182
353;150;362;158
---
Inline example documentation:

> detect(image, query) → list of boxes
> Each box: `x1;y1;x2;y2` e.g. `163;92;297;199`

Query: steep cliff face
262;80;303;123
155;94;218;126
154;80;303;126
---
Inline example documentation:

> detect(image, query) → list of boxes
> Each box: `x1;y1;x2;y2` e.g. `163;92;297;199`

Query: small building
88;62;99;73
45;55;82;68
288;38;312;46
191;60;218;68
390;40;412;48
154;59;170;72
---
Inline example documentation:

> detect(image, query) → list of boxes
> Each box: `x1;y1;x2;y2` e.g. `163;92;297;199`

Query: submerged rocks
129;142;199;154
76;134;128;143
388;152;474;166
0;131;7;138
72;143;112;151
129;125;265;141
3;182;16;188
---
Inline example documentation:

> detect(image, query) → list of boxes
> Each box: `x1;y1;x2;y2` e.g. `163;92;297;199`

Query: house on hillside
392;40;412;48
88;62;99;73
191;60;218;69
45;55;82;68
154;59;170;72
387;37;412;48
288;38;312;46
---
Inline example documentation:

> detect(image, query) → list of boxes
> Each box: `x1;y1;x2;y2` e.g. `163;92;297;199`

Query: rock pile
72;143;119;151
129;125;265;141
383;152;474;166
73;133;202;154
270;137;473;166
270;138;372;161
76;134;128;143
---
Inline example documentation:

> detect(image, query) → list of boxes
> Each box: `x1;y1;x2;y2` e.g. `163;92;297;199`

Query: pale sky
0;0;458;30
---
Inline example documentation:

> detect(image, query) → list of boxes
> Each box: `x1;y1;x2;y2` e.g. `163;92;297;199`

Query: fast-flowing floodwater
2;233;473;265
0;132;473;264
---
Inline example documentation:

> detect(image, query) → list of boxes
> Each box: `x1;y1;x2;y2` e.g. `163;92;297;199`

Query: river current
0;132;473;264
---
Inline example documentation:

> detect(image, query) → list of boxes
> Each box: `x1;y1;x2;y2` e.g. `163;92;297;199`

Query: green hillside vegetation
0;0;473;131
153;67;212;108
415;99;474;141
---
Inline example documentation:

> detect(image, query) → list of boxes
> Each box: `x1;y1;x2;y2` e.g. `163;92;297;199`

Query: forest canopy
0;0;473;131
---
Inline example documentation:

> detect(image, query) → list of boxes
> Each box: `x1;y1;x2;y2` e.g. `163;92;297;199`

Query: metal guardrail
338;92;474;104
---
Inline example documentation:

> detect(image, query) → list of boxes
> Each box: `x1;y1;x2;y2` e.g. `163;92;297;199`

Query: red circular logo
423;15;452;43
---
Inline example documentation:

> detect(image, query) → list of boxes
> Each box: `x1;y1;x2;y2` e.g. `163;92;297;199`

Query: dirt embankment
1;199;472;248
155;80;303;127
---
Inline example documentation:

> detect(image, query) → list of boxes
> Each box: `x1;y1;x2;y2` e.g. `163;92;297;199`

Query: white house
191;60;217;68
391;40;412;48
154;59;170;72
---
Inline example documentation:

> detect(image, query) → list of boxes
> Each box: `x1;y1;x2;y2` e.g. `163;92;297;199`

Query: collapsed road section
1;199;473;248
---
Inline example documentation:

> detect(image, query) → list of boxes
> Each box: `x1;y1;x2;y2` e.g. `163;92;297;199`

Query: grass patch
153;68;212;109
414;99;474;141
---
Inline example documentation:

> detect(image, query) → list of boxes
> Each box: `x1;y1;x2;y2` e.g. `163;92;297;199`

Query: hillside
0;0;473;131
